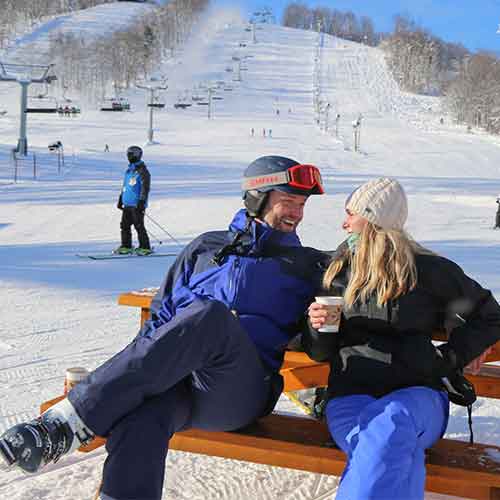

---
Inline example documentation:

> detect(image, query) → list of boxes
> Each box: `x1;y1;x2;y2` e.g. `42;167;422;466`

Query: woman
304;177;500;500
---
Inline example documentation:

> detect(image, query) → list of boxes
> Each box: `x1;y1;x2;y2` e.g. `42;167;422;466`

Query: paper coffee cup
64;367;89;395
315;296;343;332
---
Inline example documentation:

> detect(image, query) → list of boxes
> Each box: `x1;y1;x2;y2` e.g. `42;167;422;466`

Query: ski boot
135;247;153;256
0;399;94;473
113;246;133;255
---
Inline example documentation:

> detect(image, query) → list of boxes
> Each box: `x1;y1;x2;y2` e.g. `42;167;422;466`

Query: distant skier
263;128;266;137
115;146;151;255
251;127;254;137
268;129;272;138
495;195;500;229
104;144;110;152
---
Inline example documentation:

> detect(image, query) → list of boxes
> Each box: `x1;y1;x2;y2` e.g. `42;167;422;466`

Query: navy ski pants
69;300;275;500
120;206;150;250
326;387;449;500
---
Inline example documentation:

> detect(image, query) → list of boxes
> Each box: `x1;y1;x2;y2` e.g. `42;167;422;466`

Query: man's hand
117;196;123;210
308;302;330;331
137;200;146;213
465;346;494;375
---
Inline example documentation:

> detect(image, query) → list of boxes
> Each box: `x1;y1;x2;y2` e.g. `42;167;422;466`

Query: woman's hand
465;346;494;375
308;302;329;331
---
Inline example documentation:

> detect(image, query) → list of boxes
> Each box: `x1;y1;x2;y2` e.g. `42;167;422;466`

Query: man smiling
1;155;327;500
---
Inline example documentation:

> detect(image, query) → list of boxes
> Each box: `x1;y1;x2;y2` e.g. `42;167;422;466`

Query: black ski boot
0;402;94;473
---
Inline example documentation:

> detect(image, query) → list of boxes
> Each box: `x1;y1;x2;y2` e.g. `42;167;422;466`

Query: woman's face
342;209;368;234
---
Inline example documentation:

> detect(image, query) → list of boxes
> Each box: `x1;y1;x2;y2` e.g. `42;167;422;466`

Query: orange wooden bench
41;395;500;500
38;290;500;500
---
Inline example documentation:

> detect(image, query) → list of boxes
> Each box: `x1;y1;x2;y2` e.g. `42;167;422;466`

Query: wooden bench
41;395;500;500
39;290;500;500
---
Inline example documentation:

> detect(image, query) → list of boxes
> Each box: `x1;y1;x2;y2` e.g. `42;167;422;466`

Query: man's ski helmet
127;145;143;163
242;155;324;217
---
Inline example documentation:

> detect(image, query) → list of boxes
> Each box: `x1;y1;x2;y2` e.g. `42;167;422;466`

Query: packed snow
0;3;499;499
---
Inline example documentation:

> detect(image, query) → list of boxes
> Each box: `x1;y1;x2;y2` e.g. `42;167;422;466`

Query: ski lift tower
136;80;168;144
0;62;56;155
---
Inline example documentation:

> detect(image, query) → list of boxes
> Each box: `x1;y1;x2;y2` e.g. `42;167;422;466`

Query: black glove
137;200;146;213
435;345;476;407
117;195;123;210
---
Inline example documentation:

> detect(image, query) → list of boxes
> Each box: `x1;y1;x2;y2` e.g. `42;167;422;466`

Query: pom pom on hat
345;178;408;230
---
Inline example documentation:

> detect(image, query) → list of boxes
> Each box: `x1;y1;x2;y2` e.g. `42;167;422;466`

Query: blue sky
216;1;500;53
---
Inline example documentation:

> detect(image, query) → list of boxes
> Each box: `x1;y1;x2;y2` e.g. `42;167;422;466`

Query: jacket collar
128;161;143;170
229;209;301;254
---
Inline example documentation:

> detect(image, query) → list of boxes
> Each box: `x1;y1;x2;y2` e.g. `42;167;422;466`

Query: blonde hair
323;223;430;308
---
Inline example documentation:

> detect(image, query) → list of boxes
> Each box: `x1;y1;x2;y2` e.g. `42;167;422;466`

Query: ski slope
1;4;500;499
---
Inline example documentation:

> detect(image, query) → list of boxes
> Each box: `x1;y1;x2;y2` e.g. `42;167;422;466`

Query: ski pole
146;226;163;246
145;213;182;246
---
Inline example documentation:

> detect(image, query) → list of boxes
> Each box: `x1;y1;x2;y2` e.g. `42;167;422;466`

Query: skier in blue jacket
0;155;329;500
116;145;152;255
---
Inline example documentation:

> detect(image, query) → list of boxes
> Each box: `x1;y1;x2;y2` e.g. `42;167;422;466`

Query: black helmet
242;155;324;217
127;145;143;163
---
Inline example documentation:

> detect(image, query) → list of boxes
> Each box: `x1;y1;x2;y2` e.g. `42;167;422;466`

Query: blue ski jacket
121;161;150;208
147;209;328;370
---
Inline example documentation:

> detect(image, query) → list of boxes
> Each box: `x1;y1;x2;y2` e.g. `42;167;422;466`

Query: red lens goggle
287;164;324;194
242;164;324;194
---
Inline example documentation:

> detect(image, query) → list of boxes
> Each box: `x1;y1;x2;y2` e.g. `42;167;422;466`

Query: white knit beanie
345;178;408;230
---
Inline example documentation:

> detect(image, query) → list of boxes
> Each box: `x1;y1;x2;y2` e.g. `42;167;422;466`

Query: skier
495;195;500;229
305;178;500;500
115;145;151;255
0;155;328;500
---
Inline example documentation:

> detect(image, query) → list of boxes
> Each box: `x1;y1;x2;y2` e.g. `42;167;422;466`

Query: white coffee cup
315;296;343;332
64;367;89;395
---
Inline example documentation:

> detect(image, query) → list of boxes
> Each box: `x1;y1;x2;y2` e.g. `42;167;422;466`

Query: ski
76;252;178;260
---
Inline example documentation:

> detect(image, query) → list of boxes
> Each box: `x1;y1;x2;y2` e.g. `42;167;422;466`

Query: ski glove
435;345;476;407
117;195;123;210
137;200;146;213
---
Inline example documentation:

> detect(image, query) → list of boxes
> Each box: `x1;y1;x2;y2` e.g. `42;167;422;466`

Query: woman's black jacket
302;243;500;401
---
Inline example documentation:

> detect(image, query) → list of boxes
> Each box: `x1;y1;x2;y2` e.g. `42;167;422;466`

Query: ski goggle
242;164;324;194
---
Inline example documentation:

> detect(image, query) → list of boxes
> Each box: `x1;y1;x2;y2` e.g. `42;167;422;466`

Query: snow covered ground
1;3;500;499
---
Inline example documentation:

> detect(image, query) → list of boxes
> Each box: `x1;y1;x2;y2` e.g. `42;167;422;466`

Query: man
0;155;328;500
116;145;152;256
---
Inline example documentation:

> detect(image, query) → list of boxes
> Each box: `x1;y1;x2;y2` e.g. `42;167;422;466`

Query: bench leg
94;480;102;500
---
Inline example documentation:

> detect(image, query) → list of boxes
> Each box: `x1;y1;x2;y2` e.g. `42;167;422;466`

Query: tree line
282;2;500;134
283;2;378;46
382;16;500;133
0;0;210;105
0;0;117;47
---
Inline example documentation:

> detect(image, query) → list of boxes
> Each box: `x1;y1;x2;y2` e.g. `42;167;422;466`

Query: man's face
260;190;308;232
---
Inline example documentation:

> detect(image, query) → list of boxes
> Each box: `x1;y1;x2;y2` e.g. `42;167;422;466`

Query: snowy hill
1;2;157;65
1;5;500;500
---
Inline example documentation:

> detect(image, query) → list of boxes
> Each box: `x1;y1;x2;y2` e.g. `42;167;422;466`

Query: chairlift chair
100;97;128;112
26;95;58;114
